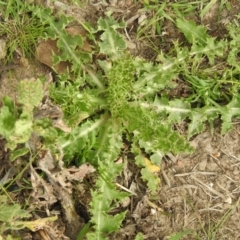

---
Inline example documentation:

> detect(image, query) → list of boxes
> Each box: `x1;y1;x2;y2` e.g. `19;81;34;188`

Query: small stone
0;39;6;60
138;14;147;25
121;197;131;208
198;155;207;170
233;166;239;175
224;197;232;205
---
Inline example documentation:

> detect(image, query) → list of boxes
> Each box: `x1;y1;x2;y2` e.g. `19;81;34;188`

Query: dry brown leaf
38;150;95;187
38;150;56;172
42;164;95;194
28;132;42;153
36;26;91;74
30;165;57;205
65;26;92;52
34;103;63;120
51;181;85;239
36;39;71;74
62;164;95;182
35;150;93;239
38;223;70;240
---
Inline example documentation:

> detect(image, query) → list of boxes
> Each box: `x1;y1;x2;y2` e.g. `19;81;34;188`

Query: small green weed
0;78;44;151
39;10;192;237
137;0;204;40
0;195;31;236
0;195;57;238
169;198;240;240
0;0;46;62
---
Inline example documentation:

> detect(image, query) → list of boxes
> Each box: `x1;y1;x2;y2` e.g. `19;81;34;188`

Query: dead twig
115;183;137;196
161;169;171;187
175;171;217;177
190;175;225;200
209;154;226;173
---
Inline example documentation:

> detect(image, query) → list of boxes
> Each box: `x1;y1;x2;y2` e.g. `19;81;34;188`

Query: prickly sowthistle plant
2;1;240;239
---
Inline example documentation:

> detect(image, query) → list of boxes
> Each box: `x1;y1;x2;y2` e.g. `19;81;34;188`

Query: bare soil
1;1;240;240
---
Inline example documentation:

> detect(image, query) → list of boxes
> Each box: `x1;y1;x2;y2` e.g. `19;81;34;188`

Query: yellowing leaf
144;158;160;173
12;216;57;232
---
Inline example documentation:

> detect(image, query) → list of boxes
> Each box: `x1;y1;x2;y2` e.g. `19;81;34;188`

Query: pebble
233;166;239;175
0;39;6;60
198;155;207;170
